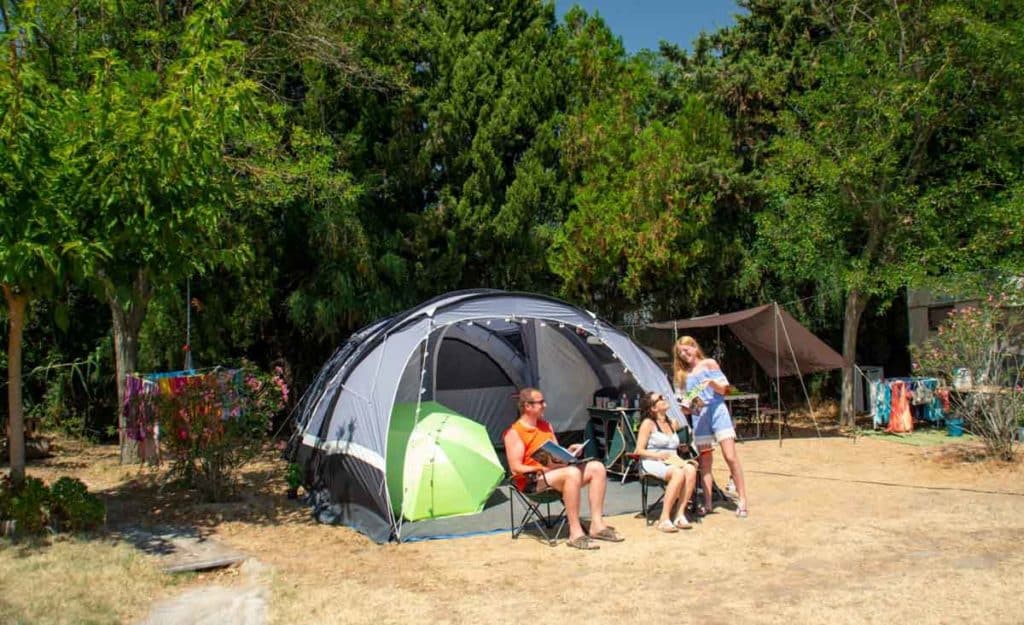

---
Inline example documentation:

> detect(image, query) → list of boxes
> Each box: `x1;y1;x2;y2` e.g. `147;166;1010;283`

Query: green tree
43;0;265;460
551;9;743;320
749;0;1024;424
230;0;418;360
400;0;569;295
0;5;106;485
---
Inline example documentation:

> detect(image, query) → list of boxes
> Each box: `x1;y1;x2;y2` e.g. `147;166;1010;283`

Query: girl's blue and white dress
685;368;736;448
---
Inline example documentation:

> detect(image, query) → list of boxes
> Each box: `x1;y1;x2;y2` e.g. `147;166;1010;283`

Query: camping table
724;393;761;439
584;407;637;478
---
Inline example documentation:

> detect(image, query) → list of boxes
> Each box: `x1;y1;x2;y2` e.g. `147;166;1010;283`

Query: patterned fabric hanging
886;380;913;433
872;380;892;428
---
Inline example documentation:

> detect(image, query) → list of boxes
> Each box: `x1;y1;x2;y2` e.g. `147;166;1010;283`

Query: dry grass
5;430;1024;625
0;537;189;625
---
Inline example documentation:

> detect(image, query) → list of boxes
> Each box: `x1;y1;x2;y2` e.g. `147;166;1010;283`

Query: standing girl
673;336;749;517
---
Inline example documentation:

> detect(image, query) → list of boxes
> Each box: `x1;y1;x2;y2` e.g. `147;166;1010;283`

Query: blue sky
553;0;745;53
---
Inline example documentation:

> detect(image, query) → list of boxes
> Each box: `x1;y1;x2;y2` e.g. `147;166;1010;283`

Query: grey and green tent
289;289;682;542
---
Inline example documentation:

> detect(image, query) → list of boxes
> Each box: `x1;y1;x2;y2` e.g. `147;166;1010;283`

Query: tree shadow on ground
100;457;311;535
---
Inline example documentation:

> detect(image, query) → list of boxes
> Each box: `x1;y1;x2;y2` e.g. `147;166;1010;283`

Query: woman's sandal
656;519;678;533
673;515;693;530
736;505;749;519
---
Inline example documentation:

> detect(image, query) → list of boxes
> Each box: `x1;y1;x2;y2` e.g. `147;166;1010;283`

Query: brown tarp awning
647;304;844;378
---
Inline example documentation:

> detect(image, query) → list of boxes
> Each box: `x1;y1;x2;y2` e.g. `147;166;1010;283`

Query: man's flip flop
566;536;599;550
589;527;625;542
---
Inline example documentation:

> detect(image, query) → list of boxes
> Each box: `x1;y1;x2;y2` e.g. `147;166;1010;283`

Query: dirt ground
22;425;1024;625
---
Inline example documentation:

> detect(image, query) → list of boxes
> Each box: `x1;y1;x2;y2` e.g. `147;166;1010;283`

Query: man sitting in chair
503;387;624;550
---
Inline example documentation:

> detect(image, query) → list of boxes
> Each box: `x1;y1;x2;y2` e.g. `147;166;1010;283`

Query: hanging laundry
872;380;892;428
123;368;241;465
886;380;914;433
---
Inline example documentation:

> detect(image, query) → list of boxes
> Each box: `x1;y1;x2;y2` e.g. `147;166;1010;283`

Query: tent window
436;339;514;390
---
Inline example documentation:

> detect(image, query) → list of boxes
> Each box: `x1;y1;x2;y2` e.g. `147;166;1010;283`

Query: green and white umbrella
387;401;503;522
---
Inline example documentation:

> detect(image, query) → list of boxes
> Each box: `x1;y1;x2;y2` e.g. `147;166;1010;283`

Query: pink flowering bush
151;364;290;501
912;295;1022;461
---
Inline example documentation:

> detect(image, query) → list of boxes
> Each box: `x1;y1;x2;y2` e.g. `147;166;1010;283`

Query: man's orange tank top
507;418;556;490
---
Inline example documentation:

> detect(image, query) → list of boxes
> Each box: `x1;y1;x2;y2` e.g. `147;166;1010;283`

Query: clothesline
871;376;949;431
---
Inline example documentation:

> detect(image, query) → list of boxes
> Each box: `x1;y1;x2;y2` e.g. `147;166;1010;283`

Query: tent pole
777;303;821;438
773;303;782;446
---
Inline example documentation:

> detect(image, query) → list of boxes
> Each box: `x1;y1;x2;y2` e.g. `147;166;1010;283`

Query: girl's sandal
736;506;749;519
656;519;678;533
673;515;693;530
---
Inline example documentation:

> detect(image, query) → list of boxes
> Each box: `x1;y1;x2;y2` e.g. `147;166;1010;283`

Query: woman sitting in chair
633;391;698;532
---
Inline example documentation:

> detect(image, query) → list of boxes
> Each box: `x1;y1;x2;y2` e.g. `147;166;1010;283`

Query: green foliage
145;365;289;501
912;295;1023;460
0;475;106;537
5;476;50;536
550;10;747;320
399;0;569;295
0;475;11;522
285;462;303;491
25;328;114;440
749;0;1024;299
48;477;105;532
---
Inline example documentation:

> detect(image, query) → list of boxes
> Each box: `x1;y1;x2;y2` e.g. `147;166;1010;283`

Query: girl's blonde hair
672;336;705;391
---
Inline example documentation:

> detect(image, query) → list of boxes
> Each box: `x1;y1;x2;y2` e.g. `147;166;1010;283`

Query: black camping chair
508;471;567;546
626;452;668;526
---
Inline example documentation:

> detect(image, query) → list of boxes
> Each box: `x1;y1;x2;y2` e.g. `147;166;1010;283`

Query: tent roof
647;303;844;377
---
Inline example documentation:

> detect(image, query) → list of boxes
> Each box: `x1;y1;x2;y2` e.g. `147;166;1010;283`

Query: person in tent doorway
634;390;699;532
673;336;749;518
504;387;625;550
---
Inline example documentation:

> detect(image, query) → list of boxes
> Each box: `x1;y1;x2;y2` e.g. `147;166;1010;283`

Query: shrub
152;364;289;501
0;475;13;521
913;295;1023;461
49;477;105;531
0;476;106;538
8;477;51;536
285;462;303;491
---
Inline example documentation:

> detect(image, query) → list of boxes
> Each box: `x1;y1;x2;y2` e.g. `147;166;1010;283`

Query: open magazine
531;440;589;466
676;381;708;409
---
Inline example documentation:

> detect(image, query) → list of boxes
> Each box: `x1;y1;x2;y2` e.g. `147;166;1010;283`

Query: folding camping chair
626;452;669;526
628;425;729;524
508;471;567;546
626;424;699;525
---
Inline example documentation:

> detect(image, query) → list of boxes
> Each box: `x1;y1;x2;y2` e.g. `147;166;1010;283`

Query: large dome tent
289;289;681;542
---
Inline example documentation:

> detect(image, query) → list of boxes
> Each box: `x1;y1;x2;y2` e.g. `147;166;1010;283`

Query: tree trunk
108;270;152;464
3;284;28;488
840;288;867;427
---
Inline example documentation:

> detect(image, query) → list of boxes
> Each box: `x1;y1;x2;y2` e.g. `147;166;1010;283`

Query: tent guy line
749;469;1024;497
